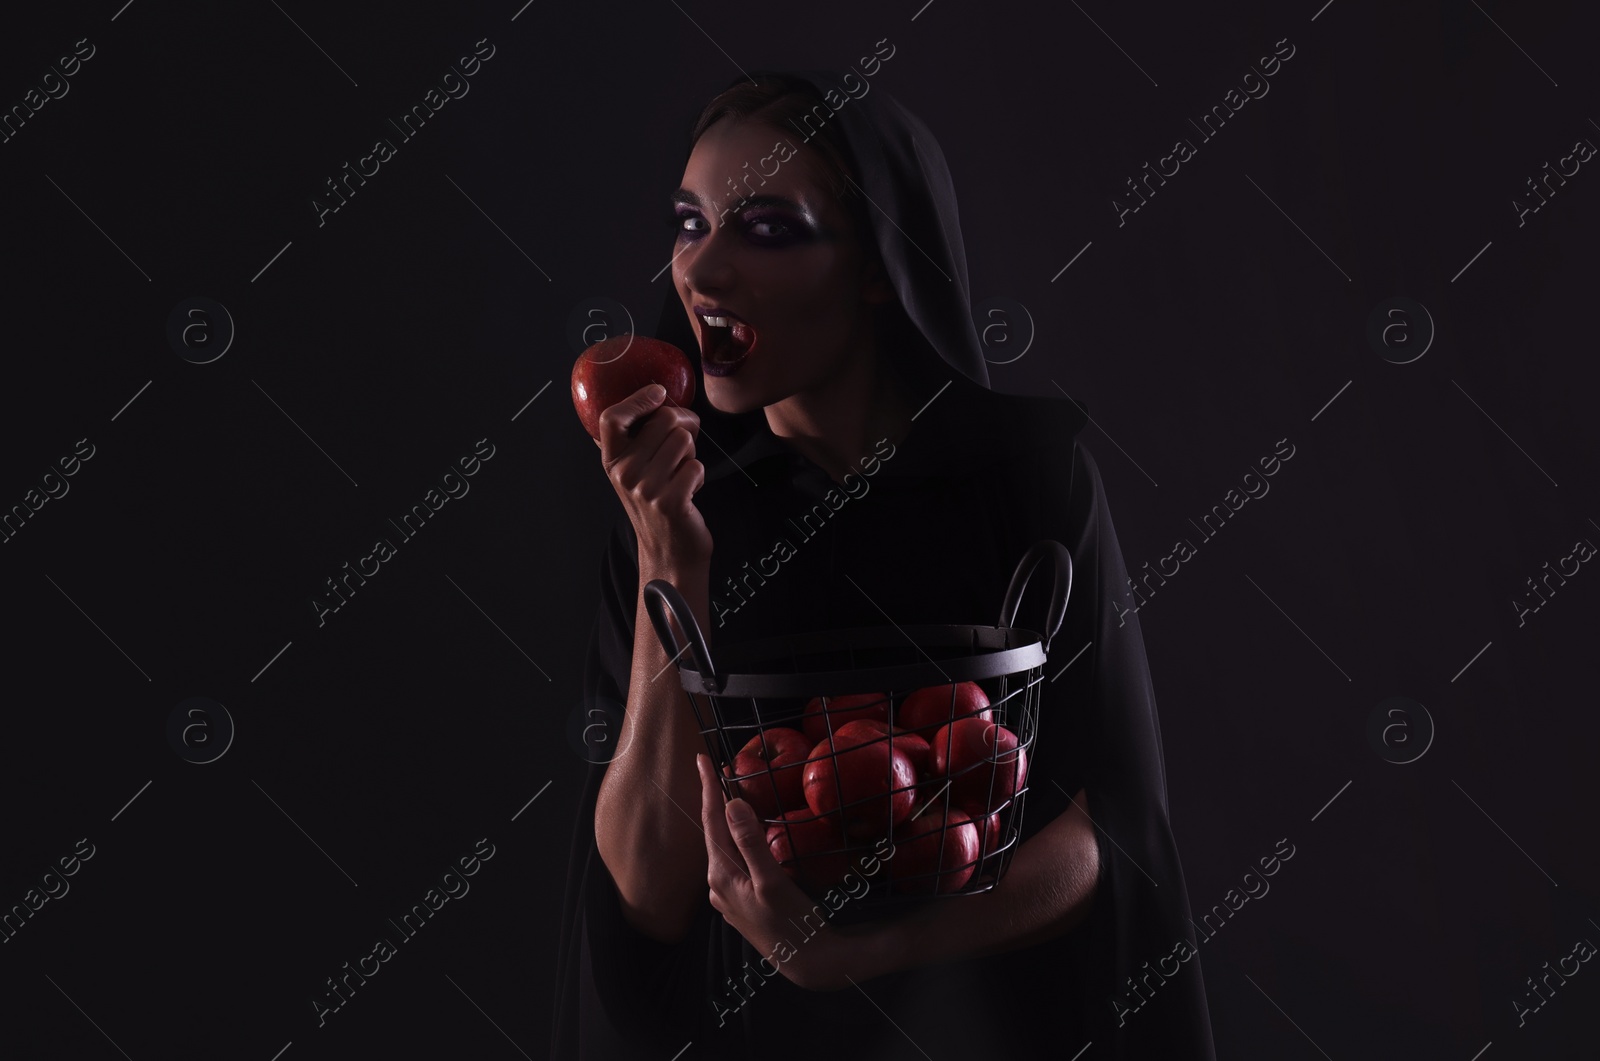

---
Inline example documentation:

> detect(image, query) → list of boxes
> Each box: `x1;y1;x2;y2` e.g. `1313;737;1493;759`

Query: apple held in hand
803;720;917;841
571;335;695;441
896;681;992;737
729;727;812;820
930;717;1029;816
766;809;853;891
888;805;981;895
801;692;889;745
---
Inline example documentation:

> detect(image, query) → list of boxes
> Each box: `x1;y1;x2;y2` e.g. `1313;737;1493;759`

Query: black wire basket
644;539;1073;908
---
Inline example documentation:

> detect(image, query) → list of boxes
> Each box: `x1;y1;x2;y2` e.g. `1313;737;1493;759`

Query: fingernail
727;799;753;825
647;384;666;401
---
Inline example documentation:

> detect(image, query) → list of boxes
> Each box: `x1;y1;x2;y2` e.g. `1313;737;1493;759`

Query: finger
656;412;700;451
697;753;749;887
596;384;667;454
677;456;707;499
616;408;696;467
624;390;688;438
723;792;789;897
645;424;697;476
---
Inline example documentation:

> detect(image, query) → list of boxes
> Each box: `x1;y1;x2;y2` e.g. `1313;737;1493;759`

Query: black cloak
551;69;1216;1060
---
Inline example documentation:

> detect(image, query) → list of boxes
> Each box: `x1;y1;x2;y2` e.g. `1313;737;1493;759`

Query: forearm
857;788;1100;979
594;563;714;944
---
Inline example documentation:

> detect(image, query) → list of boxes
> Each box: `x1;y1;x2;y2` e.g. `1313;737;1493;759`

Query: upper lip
694;304;748;325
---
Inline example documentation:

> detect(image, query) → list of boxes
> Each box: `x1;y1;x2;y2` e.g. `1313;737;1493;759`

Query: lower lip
701;327;756;377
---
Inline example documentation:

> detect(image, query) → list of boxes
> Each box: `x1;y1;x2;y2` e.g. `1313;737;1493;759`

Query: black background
2;1;1597;1058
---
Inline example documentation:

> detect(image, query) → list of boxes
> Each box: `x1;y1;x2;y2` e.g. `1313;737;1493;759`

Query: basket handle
997;540;1074;656
642;578;724;695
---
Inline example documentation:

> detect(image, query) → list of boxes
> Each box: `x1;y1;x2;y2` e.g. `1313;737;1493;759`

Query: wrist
638;553;710;584
637;560;713;651
638;566;709;614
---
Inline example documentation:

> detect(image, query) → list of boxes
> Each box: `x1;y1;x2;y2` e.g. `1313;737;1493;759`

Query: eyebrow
672;187;808;216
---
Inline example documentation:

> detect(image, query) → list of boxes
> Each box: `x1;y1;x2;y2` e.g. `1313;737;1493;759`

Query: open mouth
699;314;758;375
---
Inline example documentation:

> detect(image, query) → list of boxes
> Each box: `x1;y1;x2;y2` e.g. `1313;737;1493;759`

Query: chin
703;375;776;416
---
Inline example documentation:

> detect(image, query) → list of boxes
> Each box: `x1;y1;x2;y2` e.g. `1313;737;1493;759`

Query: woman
553;70;1216;1059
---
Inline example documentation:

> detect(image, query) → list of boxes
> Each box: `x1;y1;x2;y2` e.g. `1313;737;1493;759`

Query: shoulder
1001;391;1087;452
941;377;1090;477
937;373;1088;442
957;385;1122;542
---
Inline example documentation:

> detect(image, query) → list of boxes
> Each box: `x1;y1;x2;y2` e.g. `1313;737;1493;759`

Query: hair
683;75;945;394
686;75;874;258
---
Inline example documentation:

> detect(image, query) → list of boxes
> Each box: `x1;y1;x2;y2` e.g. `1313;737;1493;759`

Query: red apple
801;692;889;745
571;335;695;441
973;810;1004;873
803;721;916;841
891;729;932;777
729;727;812;819
888;805;981;894
896;681;992;737
930;718;1029;816
825;718;931;780
766;809;853;891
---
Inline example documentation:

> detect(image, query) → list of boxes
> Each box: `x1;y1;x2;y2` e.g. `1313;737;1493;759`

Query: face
671;118;891;414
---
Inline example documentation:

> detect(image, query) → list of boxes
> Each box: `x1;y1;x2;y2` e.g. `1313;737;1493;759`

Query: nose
678;216;739;295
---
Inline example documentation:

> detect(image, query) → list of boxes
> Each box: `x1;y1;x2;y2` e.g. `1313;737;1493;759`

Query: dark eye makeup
668;205;812;247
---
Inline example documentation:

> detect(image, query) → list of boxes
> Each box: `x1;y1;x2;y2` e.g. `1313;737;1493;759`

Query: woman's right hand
593;383;718;943
596;383;713;573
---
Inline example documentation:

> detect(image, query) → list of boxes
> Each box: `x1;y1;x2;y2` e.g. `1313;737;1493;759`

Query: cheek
756;255;856;329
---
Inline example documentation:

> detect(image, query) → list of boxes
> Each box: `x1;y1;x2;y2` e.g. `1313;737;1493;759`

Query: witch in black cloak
552;69;1217;1060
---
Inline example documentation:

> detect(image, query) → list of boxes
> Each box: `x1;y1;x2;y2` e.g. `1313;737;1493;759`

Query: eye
671;211;707;238
748;218;790;239
669;207;808;246
742;213;810;246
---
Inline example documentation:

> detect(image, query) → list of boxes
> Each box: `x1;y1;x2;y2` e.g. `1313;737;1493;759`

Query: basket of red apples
643;539;1073;905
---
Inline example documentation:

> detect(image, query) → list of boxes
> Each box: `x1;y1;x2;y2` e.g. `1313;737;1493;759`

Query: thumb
622;384;668;437
725;796;760;840
725;799;787;891
598;383;667;450
725;798;767;860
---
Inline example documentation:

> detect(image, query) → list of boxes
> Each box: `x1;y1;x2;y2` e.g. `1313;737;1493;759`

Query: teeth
702;314;732;328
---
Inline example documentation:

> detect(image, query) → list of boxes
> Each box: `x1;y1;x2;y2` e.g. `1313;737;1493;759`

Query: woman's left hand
695;752;870;992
